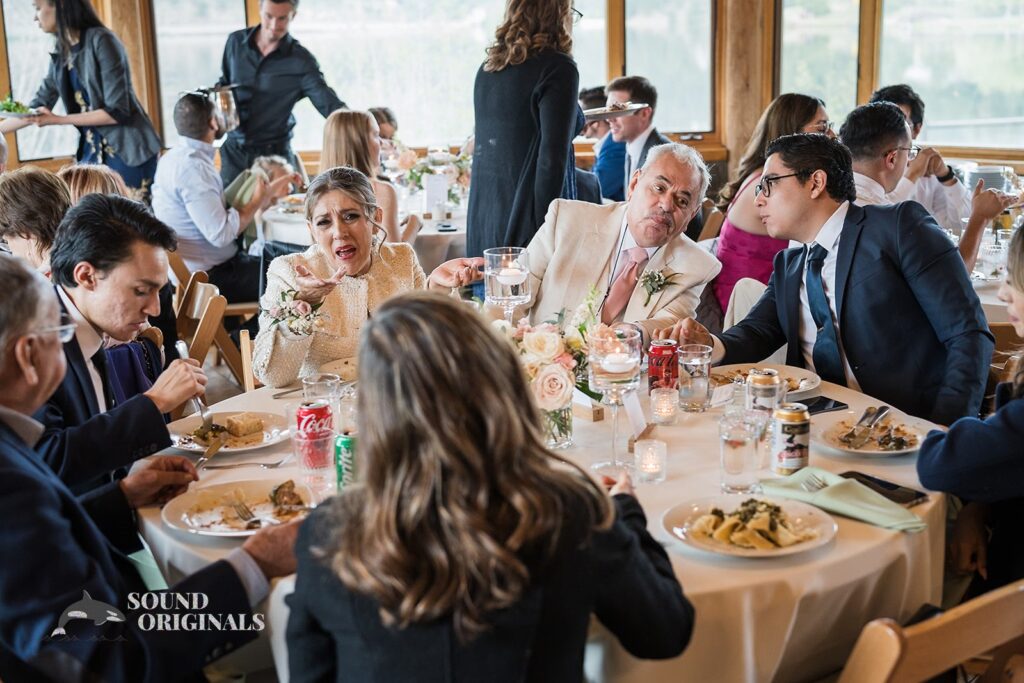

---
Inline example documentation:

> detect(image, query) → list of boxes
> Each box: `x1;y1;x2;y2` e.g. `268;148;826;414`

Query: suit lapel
586;205;627;317
834;204;866;323
64;332;101;416
783;247;805;363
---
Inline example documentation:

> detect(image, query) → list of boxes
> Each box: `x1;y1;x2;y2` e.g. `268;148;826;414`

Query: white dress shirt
853;172;889;206
151;137;241;278
57;286;108;412
712;201;860;390
625;124;655;179
885;174;972;233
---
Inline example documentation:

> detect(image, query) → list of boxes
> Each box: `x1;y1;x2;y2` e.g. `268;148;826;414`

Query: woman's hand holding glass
428;257;485;290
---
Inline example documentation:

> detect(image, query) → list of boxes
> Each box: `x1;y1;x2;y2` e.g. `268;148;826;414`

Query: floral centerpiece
394;144;471;205
265;289;326;336
492;289;601;448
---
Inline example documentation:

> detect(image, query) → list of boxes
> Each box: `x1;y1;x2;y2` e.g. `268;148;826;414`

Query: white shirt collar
180;136;217;161
808;201;851;254
626;125;655;168
0;404;44;447
57;286;104;359
853;172;888;206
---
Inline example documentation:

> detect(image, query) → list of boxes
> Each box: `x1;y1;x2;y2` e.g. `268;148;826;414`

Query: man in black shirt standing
217;0;345;184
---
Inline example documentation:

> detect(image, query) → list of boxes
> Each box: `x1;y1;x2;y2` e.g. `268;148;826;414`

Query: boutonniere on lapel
639;270;677;305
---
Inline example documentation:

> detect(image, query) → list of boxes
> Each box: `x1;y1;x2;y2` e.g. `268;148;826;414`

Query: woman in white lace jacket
253;166;481;387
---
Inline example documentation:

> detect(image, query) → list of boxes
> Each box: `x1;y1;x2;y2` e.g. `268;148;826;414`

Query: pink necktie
602;247;649;324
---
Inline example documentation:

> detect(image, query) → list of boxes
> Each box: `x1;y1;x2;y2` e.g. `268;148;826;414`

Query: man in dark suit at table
0;254;298;682
37;194;207;493
661;133;993;425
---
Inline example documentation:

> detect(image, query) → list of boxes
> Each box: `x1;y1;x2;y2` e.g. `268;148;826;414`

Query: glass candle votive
650;387;678;425
634;439;667;484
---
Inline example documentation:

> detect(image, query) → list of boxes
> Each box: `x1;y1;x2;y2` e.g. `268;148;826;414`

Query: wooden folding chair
696;197;725;242
238;329;263;393
839;579;1024;683
170;275;227;419
985;322;1024;414
991;322;1024;353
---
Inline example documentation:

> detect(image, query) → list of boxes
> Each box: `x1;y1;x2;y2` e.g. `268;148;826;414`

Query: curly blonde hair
483;0;573;72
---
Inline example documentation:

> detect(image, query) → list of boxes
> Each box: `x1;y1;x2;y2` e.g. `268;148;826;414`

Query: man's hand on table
144;358;208;414
654;317;714;347
119;456;198;508
243;519;300;579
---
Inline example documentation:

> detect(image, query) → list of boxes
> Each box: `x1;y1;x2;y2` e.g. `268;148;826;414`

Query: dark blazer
0;420;255;683
592;133;626;201
719;201;993;425
637;127;673;170
466;51;580;256
32;308;170;492
30;27;160;167
574;168;602;204
286;494;694;683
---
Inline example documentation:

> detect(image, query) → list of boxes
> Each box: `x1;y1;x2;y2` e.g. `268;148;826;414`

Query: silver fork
801;472;828;493
231;500;280;528
204;456;291;471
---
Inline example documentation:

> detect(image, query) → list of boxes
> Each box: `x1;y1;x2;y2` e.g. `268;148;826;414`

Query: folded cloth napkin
761;467;927;532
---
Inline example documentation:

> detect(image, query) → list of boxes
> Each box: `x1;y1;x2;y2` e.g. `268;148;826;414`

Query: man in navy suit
0;255;298;682
37;195;208;492
663;133;993;425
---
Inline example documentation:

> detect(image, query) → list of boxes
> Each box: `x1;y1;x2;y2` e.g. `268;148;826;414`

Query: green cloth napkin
223;169;261;248
761;467;927;532
127;546;169;590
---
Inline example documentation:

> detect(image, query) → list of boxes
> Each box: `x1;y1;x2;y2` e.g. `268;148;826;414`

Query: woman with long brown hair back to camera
286;292;694;682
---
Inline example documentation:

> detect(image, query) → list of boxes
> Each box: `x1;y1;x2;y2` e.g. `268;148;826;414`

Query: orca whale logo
51;590;125;637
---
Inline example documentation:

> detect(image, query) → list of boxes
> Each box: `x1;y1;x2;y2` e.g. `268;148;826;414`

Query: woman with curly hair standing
466;0;581;259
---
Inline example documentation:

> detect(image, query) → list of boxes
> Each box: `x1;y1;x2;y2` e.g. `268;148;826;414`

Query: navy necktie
805;244;847;386
90;347;116;411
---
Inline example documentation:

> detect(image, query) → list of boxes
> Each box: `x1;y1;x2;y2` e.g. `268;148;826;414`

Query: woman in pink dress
712;94;836;313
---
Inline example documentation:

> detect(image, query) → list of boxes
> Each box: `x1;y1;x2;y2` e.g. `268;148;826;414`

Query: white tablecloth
261;203;467;275
974;279;1008;323
140;380;944;683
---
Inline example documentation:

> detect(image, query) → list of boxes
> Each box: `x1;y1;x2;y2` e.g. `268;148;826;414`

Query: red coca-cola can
648;339;679;392
295;399;334;437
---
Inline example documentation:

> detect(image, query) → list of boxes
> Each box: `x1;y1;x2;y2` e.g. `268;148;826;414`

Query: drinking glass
293;430;337;502
678;344;712;412
719;417;761;494
483;247;530;324
588;323;642;475
303;373;343;433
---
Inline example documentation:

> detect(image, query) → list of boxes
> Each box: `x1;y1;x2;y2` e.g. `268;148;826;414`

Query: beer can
771;403;810;476
335;432;357;490
648;339;679;392
295;399;333;437
746;368;783;413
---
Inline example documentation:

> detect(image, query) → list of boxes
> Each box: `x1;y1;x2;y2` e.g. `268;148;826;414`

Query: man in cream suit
525;143;721;341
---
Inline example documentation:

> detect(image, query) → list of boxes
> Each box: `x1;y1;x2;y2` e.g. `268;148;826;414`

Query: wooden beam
245;0;261;27
606;0;624;81
721;0;775;178
856;0;882;105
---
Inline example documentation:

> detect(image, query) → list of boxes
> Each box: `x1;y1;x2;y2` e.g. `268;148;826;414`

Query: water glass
719;417;761;494
303;373;343;432
678;344;712;412
293;430;337;501
483;247;530;324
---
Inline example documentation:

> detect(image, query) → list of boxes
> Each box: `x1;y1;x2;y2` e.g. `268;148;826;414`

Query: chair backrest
991;322;1024;354
839;580;1024;683
175;277;227;368
696;197;725;242
238;328;262;393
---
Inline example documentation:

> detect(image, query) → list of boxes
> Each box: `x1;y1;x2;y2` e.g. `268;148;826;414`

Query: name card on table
424;174;449;219
623;392;648;438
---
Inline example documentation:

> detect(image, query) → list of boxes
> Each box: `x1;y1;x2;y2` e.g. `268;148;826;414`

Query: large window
878;0;1024;149
778;0;860;125
2;0;77;161
152;0;247;147
625;0;713;133
572;0;607;94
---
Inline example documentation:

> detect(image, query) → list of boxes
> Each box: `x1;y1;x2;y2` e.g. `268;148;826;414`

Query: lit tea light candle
496;267;527;286
634;439;667;484
650;388;678;425
601;352;638;374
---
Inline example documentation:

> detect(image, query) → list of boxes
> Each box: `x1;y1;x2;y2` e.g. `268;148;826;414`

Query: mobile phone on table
840;471;929;507
437;222;456;232
801;395;849;415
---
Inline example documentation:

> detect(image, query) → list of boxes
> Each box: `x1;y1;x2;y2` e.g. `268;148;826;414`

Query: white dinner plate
662;495;837;558
711;363;821;401
162;479;312;537
811;409;927;457
168;411;290;454
583;103;648;122
319;357;358;382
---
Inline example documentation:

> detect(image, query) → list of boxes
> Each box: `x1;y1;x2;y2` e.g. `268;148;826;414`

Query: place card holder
572;388;604;422
627;424;656;453
422;210;452;220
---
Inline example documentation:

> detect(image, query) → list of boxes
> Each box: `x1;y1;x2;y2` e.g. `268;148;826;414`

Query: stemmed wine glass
483;247;530;324
588;324;642;475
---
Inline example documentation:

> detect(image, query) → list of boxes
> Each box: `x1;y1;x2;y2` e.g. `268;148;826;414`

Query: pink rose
555;352;576;372
292;300;312;317
268;305;284;319
397;149;418;170
531;363;575;411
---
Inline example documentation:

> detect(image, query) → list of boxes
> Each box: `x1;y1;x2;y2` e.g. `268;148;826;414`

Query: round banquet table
139;379;945;683
974;279;1008;323
260;198;467;275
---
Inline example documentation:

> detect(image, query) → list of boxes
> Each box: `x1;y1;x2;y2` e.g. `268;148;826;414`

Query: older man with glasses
659;133;992;426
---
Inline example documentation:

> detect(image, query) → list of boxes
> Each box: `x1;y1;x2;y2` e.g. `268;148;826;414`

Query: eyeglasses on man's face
35;322;77;344
754;172;805;198
889;145;920;161
571;6;583;23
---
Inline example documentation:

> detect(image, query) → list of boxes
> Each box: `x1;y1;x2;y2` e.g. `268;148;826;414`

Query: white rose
531;363;575;411
522;330;563;362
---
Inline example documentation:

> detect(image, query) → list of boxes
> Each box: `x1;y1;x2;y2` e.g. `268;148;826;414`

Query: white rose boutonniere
522;329;564;362
639;269;677;306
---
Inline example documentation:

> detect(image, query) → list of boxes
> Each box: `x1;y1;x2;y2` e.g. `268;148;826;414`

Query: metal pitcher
195;84;239;134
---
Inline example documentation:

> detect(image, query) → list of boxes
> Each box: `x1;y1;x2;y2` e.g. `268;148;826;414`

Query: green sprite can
335;432;356;490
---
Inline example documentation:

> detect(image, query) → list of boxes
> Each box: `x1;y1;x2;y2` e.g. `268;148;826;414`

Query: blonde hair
57;164;129;202
483;0;573;72
304;166;387;246
323;291;612;641
321;110;377;178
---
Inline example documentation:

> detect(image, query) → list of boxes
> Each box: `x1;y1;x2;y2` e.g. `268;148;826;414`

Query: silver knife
848;406;891;449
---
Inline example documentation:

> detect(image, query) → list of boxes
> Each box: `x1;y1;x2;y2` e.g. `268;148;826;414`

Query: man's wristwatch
935;165;956;184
